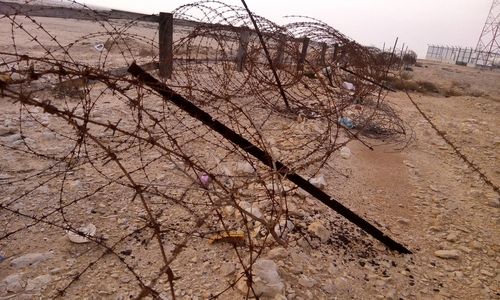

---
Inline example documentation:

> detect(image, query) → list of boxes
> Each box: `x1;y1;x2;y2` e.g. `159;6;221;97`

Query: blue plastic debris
338;116;354;129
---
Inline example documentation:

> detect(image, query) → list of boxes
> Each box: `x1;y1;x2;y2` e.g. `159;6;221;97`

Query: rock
386;288;397;300
1;133;22;143
322;280;336;294
446;232;459;242
340;147;351;159
298;276;316;288
239;201;263;219
236;161;255;174
274;219;294;239
309;175;326;190
397;218;410;226
238;259;284;298
219;262;236;277
266;247;288;260
308;221;330;242
0;126;15;137
10;252;53;268
25;274;52;292
434;249;460;259
0;273;25;293
488;197;500;208
67;223;96;243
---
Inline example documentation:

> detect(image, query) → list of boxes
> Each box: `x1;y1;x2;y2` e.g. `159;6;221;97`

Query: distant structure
426;0;499;67
473;0;500;66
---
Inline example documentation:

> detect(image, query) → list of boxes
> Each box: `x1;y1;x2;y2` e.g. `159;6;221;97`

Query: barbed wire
0;0;412;298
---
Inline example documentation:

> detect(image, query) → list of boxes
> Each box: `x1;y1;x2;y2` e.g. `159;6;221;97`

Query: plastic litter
94;43;105;52
199;173;212;189
338;116;354;129
0;254;5;263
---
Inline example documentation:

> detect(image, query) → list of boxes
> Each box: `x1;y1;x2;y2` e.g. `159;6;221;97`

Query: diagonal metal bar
127;62;411;254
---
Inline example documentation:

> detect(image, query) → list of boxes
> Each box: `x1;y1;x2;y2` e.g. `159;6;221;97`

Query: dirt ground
0;15;499;300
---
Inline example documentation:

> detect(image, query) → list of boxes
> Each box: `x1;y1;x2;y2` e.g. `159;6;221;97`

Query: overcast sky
80;0;493;58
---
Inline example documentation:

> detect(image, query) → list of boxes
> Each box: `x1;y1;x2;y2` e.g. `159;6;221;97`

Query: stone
397;218;410;226
10;252;53;268
488;197;500;208
0;273;25;293
236;161;255;174
239;201;263;219
1;133;22;143
238;259;284;298
298;276;316;288
25;274;52;292
274;219;294;239
308;221;330;242
67;223;96;243
340;147;351;159
434;249;460;259
309;174;326;190
267;247;288;260
0;126;15;137
219;262;236;277
446;232;459;242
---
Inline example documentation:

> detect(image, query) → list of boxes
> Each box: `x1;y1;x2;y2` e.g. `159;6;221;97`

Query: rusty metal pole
128;62;412;254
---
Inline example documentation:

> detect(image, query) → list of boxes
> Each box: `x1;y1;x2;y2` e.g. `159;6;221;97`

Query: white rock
434;249;460;259
0;274;25;293
10;252;53;268
25;274;52;292
236;161;255;174
0;126;15;136
309;174;326;190
219;262;236;277
308;221;330;242
1;133;22;143
239;201;263;219
242;259;284;298
342;81;355;91
274;219;294;239
340;147;351;159
266;247;288;260
298;276;316;288
67;223;96;243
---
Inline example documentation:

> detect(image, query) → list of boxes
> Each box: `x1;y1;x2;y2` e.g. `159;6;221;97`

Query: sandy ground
0;15;499;300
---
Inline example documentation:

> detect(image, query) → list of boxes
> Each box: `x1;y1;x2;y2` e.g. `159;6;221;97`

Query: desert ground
0;13;499;300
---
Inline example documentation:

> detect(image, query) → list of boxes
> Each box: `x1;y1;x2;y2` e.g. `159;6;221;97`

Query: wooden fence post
273;35;286;68
236;28;250;72
332;43;339;62
297;37;309;73
159;12;173;79
320;42;327;65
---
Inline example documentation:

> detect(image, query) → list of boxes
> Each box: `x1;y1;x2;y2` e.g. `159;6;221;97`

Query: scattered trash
338;116;354;129
209;230;245;245
199;173;212;189
94;43;105;52
0;254;5;263
342;81;355;91
67;223;96;243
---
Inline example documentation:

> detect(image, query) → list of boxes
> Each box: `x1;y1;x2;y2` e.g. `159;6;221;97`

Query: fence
426;44;500;67
0;1;410;299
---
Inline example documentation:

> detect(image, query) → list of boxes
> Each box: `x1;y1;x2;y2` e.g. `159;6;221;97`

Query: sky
79;0;493;58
